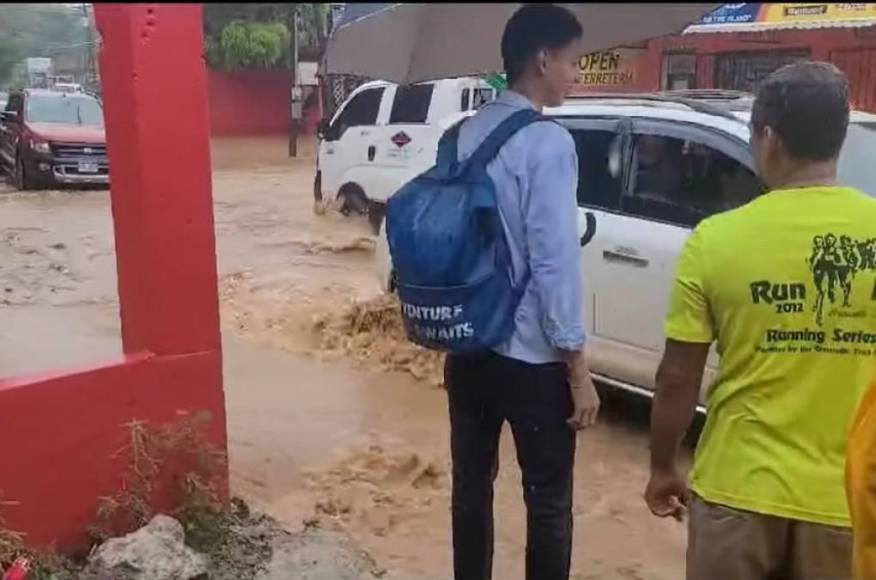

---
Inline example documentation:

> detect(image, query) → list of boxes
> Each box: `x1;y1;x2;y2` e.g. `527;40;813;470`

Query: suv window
26;94;103;126
389;84;434;124
329;87;385;140
625;134;762;227
570;128;624;210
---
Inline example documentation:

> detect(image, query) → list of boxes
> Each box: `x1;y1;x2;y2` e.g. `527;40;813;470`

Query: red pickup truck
0;88;108;190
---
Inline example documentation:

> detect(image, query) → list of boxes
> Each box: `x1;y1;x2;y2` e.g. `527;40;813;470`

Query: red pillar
95;3;221;357
0;4;226;551
94;0;227;486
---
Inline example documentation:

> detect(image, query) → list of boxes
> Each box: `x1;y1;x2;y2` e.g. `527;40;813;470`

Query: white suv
375;91;876;405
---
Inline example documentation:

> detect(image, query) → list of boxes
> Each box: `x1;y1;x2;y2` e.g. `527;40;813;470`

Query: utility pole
81;3;100;90
288;6;301;158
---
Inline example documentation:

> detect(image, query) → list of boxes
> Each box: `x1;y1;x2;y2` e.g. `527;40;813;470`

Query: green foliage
0;38;20;85
293;4;330;54
203;3;330;70
220;21;290;70
89;413;227;545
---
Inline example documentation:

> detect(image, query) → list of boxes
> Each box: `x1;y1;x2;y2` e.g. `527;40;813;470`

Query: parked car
315;76;497;231
375;90;876;407
52;82;84;94
0;88;108;190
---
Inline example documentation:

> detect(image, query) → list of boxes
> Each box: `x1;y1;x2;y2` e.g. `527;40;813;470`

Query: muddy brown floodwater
0;136;690;579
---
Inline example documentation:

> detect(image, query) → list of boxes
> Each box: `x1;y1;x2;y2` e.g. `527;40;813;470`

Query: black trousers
445;351;576;580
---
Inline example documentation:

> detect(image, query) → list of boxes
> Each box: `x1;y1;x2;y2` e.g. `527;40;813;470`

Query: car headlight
30;139;51;154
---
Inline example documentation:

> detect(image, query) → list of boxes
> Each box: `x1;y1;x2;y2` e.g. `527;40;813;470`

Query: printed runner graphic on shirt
808;233;876;324
749;232;876;357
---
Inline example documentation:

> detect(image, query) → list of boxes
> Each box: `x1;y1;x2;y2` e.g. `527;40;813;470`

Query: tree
203;3;329;70
0;38;20;85
0;4;89;57
220;21;290;70
0;3;92;87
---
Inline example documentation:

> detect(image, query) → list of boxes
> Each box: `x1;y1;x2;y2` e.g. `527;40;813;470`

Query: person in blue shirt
444;5;600;579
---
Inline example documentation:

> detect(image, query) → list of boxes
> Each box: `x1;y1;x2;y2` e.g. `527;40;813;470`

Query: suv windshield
26;94;104;126
838;122;876;195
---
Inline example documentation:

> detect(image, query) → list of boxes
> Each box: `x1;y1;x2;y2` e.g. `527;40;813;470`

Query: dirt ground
0;135;690;579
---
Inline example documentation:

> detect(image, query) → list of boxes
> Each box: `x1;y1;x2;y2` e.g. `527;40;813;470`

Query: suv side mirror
317;119;330;140
1;111;18;123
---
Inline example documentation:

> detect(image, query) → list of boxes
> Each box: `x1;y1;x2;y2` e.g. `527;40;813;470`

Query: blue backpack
386;109;547;353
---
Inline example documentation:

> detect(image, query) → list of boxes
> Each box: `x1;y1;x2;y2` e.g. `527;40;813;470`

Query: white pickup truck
314;77;497;231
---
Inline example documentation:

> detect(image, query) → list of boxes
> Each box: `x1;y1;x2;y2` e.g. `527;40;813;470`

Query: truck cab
315;77;496;231
0;89;108;190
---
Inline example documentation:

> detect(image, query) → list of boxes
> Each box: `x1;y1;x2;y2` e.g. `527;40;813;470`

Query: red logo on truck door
391;131;412;148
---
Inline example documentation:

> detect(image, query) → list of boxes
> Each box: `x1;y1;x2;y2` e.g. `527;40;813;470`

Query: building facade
570;3;876;113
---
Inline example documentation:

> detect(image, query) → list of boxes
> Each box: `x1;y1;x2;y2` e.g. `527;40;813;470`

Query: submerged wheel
337;184;368;216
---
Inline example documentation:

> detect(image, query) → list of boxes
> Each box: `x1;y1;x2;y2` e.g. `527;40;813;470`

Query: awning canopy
684;3;876;34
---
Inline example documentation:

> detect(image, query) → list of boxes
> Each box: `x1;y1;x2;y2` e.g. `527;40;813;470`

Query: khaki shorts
688;496;853;580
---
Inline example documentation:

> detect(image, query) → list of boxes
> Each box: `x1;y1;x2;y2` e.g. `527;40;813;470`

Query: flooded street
0;136;688;579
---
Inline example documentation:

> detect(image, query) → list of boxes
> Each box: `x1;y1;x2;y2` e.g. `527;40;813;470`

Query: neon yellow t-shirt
666;186;876;527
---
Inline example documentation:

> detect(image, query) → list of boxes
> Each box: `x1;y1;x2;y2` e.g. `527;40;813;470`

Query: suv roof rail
565;91;742;121
658;89;754;101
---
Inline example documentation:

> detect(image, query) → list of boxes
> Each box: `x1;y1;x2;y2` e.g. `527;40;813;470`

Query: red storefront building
572;3;876;113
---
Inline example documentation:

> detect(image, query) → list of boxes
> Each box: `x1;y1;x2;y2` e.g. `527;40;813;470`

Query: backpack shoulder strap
435;118;466;168
468;109;549;167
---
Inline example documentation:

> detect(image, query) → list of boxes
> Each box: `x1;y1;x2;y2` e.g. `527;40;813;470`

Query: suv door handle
368;145;376;162
602;250;649;268
580;211;597;247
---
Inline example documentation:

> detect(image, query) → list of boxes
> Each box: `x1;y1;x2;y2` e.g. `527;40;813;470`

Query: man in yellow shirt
644;61;876;579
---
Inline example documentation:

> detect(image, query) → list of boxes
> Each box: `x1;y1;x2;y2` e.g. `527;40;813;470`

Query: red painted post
0;4;227;551
93;0;228;515
94;3;222;358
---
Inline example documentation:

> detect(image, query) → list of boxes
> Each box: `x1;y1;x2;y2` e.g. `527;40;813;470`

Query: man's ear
763;125;785;158
536;48;549;76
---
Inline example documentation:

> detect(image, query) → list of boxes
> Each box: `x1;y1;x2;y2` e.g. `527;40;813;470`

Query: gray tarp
324;3;723;84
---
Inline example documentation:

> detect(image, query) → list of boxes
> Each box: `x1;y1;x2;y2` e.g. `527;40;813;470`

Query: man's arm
523;124;584;352
645;225;714;520
562;348;600;430
645;340;710;519
523;124;598;429
650;340;710;472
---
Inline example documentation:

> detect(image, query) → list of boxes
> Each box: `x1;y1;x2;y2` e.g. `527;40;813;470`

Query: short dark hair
501;4;583;85
751;61;850;160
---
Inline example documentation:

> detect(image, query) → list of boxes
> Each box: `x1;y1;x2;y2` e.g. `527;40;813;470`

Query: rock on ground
256;529;379;580
81;515;208;580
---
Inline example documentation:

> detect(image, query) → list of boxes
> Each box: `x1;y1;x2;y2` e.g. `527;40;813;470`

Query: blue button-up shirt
457;90;586;364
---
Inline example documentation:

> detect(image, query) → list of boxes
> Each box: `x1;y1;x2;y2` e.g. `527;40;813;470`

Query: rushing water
0;137;689;579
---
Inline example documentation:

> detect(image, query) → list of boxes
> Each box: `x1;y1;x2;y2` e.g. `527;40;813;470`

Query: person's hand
567;354;600;430
644;467;689;522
